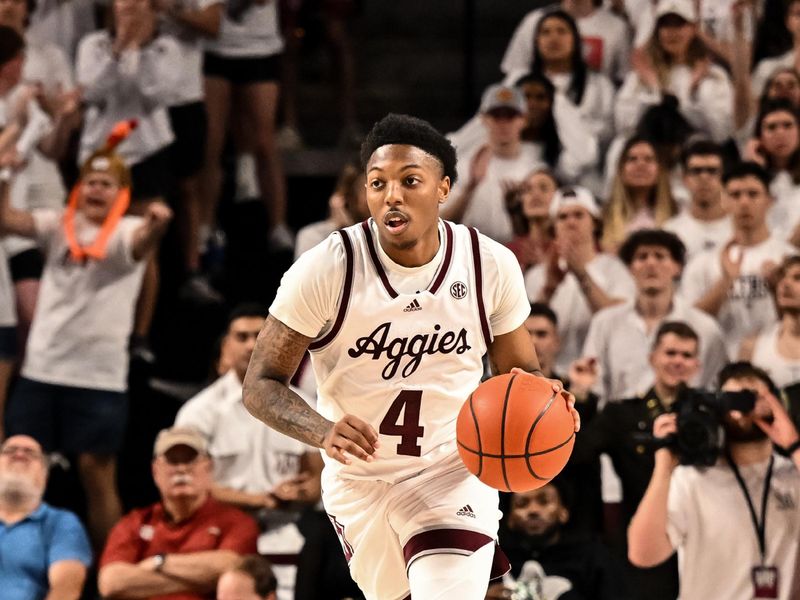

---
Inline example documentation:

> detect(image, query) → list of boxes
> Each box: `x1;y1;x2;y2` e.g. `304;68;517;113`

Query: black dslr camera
655;386;757;466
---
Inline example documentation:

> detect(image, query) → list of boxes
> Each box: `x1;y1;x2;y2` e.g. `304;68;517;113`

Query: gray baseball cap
480;84;527;115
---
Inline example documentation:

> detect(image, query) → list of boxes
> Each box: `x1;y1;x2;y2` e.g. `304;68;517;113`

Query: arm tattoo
243;316;332;448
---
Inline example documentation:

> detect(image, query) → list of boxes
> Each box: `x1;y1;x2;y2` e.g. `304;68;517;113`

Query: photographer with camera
628;363;800;600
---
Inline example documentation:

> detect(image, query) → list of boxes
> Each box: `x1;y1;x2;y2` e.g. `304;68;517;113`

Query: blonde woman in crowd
602;136;677;252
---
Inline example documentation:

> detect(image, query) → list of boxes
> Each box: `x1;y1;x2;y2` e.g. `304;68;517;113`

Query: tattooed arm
243;315;379;464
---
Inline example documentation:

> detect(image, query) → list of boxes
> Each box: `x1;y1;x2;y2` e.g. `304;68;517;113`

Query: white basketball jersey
309;221;493;483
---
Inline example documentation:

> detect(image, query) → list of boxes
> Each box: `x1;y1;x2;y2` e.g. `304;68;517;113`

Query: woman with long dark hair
523;9;615;148
516;72;598;182
447;70;598;186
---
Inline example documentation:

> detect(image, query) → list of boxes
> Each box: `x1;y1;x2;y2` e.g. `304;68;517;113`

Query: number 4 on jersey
379;390;424;456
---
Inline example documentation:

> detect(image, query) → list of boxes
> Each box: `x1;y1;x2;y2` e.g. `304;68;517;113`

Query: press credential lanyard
725;453;774;563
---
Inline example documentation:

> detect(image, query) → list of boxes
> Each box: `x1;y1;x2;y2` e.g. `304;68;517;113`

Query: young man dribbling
243;114;579;600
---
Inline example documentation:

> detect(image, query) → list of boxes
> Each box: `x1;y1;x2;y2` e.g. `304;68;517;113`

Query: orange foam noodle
63;184;131;262
105;119;138;151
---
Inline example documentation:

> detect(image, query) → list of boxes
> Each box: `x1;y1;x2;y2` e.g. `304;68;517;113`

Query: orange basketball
456;372;575;492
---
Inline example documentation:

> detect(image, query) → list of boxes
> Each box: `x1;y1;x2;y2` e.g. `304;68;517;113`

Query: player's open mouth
384;212;409;235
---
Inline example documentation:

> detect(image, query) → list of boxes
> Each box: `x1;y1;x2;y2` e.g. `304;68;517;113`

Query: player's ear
438;176;450;204
557;506;569;525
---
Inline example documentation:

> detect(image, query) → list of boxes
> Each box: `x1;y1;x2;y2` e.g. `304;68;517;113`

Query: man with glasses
98;427;258;600
664;141;732;262
0;435;92;600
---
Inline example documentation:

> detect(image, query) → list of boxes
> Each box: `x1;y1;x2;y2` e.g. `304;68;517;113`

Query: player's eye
369;179;384;189
404;176;420;186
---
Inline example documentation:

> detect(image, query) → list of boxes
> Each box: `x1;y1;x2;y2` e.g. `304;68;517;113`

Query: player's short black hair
652;321;699;351
0;25;24;67
528;302;558;327
718;361;780;398
722;161;771;190
618;229;686;267
226;302;269;330
360;113;458;185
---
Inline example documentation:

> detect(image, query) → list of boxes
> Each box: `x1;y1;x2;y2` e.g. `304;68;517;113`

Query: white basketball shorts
321;450;510;600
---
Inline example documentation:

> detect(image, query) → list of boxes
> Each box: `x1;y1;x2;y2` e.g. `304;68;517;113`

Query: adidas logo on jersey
403;299;422;312
456;504;476;518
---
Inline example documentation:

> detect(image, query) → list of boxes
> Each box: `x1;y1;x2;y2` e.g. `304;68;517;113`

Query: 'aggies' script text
347;322;471;379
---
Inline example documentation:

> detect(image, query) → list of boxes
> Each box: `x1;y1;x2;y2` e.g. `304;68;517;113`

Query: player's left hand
510;367;580;432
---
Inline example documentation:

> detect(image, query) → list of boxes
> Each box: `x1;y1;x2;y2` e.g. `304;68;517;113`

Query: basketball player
243;113;580;600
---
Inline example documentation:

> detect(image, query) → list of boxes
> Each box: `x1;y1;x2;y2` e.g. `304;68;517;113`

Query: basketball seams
456;433;575;459
499;374;516;492
457;373;575;492
524;389;558;481
467;392;483;477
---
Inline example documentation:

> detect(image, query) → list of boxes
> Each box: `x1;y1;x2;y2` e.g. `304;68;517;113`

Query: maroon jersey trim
361;220;398;299
428;221;455;294
361;219;455;299
402;528;510;580
309;228;355;351
468;227;492;347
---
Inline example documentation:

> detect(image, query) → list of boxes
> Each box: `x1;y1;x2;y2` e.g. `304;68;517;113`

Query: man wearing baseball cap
525;186;636;372
442;83;547;243
98;427;259;600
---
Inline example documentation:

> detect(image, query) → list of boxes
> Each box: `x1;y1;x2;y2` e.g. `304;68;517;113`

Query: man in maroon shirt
98;427;259;599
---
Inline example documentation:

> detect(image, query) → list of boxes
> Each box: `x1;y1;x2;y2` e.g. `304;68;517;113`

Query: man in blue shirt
0;435;92;600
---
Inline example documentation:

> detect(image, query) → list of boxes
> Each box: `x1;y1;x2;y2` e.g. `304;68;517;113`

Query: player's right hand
322;414;380;465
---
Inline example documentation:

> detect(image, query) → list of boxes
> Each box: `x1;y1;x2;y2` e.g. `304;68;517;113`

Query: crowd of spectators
2;0;800;598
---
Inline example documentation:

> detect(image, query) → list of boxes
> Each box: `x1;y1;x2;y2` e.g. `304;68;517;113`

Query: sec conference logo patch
450;281;468;299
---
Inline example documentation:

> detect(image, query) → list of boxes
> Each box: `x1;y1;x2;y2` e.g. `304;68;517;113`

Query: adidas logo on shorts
456;504;476;518
403;299;422;312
